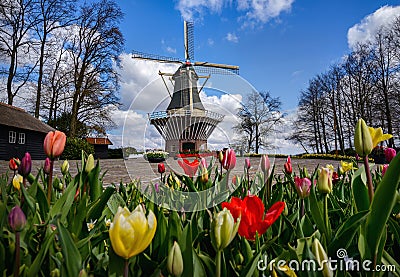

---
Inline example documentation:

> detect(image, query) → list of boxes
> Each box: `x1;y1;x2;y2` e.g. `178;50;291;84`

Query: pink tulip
43;157;51;175
382;164;389;176
244;158;251;170
222;149;236;170
261;155;270;174
384;148;396;163
294;176;311;199
43;131;66;159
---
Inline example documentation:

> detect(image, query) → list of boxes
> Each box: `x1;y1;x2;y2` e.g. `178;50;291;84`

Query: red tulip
178;159;200;178
158;163;165;174
284;156;292;174
222;149;236;170
332;171;340;184
43;130;66;159
222;195;285;240
9;158;19;171
384;148;396;163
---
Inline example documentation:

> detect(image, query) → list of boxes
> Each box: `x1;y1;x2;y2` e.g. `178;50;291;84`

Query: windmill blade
194;61;239;74
132;50;183;64
184;21;194;61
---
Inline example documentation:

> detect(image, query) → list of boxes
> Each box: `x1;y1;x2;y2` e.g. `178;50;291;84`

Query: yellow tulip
317;168;333;194
368;126;393;148
312;238;333;277
109;205;157;259
339;161;354;174
210;208;240;251
12;174;23;191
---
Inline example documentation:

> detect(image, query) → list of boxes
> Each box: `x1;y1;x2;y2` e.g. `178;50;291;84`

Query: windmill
133;21;239;155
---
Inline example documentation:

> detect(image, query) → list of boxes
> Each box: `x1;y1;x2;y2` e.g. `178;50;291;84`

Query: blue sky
117;0;400;111
110;0;400;153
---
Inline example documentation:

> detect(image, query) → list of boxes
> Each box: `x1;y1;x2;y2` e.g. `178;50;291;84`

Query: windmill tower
133;21;239;155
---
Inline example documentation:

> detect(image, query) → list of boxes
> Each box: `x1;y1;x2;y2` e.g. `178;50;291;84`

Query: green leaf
107;193;126;214
27;231;56;277
49;181;77;221
57;219;82;276
88;160;102;201
365;153;400;261
20;184;36;214
87;186;116;221
198;252;215;277
328;210;369;254
308;181;328;240
351;166;370;212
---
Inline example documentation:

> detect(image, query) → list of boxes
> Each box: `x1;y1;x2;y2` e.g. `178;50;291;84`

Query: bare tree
234;91;283;154
32;0;77;118
0;0;39;105
67;0;123;137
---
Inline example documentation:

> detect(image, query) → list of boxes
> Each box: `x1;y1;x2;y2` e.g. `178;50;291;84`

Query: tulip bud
222;149;236;170
158;163;165;174
9;158;19;171
382;164;389;176
61;160;70;175
317;167;333;194
210;208;240;251
244;158;250;170
261;155;270;175
284;156;292;174
384;148;397;163
312;238;333;277
18;152;32;177
85;154;95;173
44;157;51;175
12;174;23;191
44;130;67;159
8;206;26;232
354;118;373;157
167;241;184;277
78;269;88;277
50;269;60;277
218;150;224;164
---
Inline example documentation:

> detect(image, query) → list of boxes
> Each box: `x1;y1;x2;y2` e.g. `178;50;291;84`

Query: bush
61;137;94;160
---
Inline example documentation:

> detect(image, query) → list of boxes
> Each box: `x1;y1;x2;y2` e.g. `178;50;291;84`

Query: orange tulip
44;131;66;159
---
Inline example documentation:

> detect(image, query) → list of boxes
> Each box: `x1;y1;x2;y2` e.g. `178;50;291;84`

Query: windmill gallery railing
148;109;224;141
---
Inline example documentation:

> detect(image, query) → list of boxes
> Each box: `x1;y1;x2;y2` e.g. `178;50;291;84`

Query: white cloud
347;5;400;49
226;32;239;43
166;46;177;54
208;38;215;46
175;0;294;27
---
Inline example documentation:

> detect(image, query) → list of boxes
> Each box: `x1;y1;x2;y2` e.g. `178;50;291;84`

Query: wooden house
85;137;113;159
0;102;54;160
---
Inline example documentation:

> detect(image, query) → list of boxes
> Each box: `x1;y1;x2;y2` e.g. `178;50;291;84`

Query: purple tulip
155;183;160;193
261;155;270;174
8;206;26;232
18;152;31;177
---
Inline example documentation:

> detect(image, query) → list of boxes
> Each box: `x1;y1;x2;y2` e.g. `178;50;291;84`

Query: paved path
1;156;345;185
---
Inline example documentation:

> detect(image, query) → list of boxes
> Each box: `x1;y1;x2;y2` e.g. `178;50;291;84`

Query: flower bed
1;121;400;276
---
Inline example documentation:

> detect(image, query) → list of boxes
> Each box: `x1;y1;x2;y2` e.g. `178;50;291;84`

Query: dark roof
0;102;55;133
167;64;205;111
86;137;113;145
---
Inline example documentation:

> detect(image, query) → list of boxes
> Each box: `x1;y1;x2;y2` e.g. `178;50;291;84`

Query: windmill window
9;131;16;143
18;133;25;144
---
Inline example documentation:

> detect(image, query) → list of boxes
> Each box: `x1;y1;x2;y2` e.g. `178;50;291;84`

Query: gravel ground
1;156;345;185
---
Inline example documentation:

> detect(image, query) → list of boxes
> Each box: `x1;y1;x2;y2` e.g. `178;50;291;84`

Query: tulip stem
216;250;222;277
300;199;305;219
14;232;20;277
363;155;374;203
47;160;54;205
124;259;129;277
